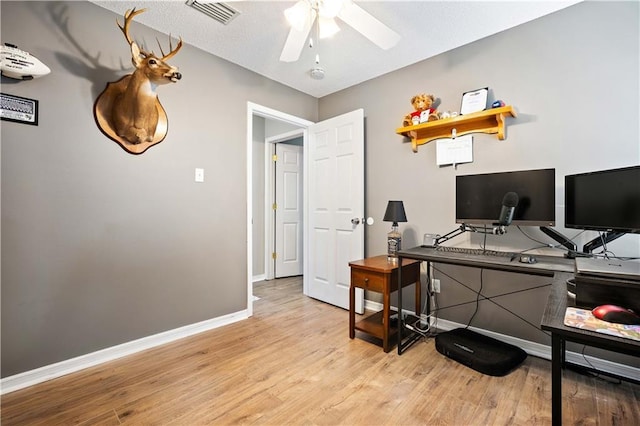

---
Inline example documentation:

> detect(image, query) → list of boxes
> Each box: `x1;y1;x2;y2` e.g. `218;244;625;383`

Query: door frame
264;129;305;280
246;102;313;316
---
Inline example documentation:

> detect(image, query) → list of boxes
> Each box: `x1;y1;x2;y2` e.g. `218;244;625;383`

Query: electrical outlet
432;279;441;293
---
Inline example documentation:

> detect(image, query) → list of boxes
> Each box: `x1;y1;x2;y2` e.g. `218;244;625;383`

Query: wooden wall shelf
396;105;517;152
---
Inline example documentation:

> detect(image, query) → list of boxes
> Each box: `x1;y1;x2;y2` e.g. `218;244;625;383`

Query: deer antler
158;35;183;61
117;8;147;47
118;8;182;60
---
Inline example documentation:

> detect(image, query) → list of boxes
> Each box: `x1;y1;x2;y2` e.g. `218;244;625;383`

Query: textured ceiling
90;1;581;98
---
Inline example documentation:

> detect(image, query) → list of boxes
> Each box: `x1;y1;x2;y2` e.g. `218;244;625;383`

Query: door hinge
272;203;277;210
272;252;277;259
272;154;278;162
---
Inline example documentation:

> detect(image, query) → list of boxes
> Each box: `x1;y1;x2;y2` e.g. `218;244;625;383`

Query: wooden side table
348;255;421;352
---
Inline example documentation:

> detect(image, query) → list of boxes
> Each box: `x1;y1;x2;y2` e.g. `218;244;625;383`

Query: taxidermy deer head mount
94;8;183;154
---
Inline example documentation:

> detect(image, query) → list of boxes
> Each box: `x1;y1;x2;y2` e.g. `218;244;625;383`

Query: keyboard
433;245;515;258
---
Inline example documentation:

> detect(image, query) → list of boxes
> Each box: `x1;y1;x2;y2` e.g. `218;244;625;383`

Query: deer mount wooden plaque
94;8;182;155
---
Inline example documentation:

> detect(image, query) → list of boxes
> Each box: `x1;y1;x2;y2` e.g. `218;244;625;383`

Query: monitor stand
539;226;577;258
582;231;625;254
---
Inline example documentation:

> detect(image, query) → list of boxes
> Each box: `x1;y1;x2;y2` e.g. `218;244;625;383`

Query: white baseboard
364;299;383;313
0;309;249;395
4;304;637;395
252;274;266;282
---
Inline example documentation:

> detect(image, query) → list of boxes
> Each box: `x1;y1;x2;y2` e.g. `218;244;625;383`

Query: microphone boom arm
434;223;506;246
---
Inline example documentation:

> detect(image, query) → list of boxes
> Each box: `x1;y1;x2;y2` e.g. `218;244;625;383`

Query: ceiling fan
280;0;401;62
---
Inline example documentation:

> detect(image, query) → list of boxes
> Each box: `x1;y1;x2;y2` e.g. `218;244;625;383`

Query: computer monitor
565;165;640;234
456;168;556;226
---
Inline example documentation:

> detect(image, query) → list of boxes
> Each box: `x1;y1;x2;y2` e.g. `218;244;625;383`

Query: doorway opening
246;102;312;317
247;104;366;317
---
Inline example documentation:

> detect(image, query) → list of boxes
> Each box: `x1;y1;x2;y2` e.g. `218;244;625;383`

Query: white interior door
275;143;303;277
306;109;365;312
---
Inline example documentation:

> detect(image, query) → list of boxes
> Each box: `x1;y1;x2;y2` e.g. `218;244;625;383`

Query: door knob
352;217;374;226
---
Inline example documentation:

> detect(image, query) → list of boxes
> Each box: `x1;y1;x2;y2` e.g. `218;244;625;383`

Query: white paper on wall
436;135;473;167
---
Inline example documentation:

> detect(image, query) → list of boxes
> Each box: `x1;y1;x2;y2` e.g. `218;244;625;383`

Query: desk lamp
383;200;407;261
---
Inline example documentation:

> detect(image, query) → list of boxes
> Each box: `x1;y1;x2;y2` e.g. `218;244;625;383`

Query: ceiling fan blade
280;7;316;62
338;2;400;50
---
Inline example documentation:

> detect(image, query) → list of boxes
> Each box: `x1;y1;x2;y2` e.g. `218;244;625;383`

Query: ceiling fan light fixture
319;16;340;39
280;0;399;63
284;1;310;31
319;0;344;19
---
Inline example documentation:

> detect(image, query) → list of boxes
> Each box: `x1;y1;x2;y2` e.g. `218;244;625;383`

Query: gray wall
2;0;639;378
1;1;317;377
319;1;639;366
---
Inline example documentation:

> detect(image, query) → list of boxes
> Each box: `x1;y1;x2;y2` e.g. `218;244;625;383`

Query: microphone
497;192;519;226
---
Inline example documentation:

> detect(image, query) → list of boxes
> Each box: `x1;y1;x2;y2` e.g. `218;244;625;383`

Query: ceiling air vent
186;1;240;25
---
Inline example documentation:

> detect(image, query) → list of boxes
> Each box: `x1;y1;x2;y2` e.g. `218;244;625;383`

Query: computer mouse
592;305;640;325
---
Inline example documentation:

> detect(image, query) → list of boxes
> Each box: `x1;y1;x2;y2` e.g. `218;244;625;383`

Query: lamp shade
383;201;407;225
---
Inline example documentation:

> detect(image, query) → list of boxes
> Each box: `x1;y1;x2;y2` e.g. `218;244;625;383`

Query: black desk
397;245;640;426
541;274;640;426
396;246;575;355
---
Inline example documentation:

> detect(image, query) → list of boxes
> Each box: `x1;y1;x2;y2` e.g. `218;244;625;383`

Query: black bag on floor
435;328;527;376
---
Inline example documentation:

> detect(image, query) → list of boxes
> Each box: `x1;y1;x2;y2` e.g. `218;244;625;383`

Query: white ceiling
90;1;581;98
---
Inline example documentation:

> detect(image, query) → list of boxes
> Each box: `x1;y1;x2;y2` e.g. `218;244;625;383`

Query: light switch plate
195;168;204;182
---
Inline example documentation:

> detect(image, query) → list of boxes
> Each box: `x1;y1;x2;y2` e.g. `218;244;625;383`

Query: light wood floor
2;277;639;425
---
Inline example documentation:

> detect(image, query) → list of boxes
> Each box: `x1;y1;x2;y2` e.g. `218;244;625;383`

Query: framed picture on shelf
460;87;488;115
0;93;39;125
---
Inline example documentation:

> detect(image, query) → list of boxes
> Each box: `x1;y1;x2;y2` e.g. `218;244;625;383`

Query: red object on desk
592;305;640;325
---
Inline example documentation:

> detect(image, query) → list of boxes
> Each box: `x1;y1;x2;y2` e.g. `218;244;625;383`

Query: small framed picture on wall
1;93;39;125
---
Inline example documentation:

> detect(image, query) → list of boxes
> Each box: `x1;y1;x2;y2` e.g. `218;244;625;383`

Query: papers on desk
436;135;473;167
564;307;640;341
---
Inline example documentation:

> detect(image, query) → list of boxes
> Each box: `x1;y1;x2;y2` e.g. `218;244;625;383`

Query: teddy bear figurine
402;93;439;127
